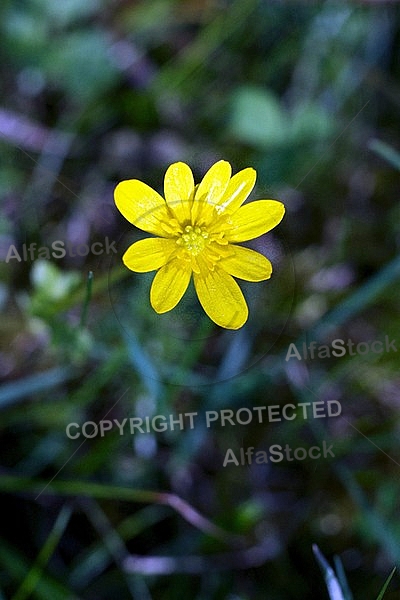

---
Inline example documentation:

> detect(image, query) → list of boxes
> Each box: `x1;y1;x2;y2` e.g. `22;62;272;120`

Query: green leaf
375;568;396;600
369;139;400;171
43;29;118;101
0;367;74;409
229;86;334;148
333;556;354;600
0;540;74;600
290;101;334;143
336;467;400;564
229;85;287;147
11;505;72;600
34;0;100;27
313;544;346;600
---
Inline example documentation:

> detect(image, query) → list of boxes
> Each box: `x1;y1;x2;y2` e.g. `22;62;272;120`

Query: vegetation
0;1;399;598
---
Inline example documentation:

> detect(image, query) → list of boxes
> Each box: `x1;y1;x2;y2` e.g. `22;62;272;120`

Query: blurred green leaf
69;505;169;588
375;568;396;600
369;139;400;171
0;540;74;600
3;8;48;59
313;544;346;600
43;29;118;101
12;504;72;600
229;86;334;148
290;101;334;143
34;0;100;27
0;367;74;409
336;467;400;564
30;260;81;305
333;556;354;600
229;86;287;147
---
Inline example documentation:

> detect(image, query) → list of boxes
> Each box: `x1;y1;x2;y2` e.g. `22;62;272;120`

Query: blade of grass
0;540;76;600
375;568;396;600
335;466;400;563
16;434;66;476
369;139;400;171
239;253;400;396
333;556;354;600
69;505;169;588
0;367;74;409
11;504;72;600
68;347;126;408
313;544;346;600
43;264;129;318
301;254;400;346
78;498;139;599
79;270;93;329
0;475;244;546
123;330;161;400
153;0;258;94
279;240;400;380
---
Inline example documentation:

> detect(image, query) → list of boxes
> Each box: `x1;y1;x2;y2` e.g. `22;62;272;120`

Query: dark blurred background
0;1;400;598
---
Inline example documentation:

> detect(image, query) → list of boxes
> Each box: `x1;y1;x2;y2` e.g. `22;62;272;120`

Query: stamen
177;224;210;256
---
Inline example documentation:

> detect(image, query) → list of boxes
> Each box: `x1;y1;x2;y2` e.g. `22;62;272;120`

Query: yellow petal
193;266;248;329
192;160;232;224
217;167;256;214
123;237;177;272
114;180;170;236
227;200;285;243
164;162;194;223
219;245;272;281
150;258;192;313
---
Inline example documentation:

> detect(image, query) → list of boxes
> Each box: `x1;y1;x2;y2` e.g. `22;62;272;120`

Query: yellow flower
114;160;285;329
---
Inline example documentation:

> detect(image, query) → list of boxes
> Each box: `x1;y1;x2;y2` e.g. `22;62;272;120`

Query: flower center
177;225;209;256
